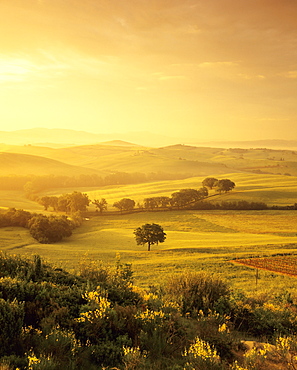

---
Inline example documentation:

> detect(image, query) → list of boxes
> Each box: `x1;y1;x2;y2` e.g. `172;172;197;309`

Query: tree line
92;177;236;213
35;178;236;214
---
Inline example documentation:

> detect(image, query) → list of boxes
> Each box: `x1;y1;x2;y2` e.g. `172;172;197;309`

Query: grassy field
1;171;297;296
1;208;297;296
41;172;297;209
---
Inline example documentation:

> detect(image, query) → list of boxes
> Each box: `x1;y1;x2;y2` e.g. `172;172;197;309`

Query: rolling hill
1;141;297;178
0;152;98;176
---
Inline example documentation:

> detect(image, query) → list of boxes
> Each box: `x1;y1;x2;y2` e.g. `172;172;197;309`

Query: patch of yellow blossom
275;336;292;353
22;325;42;335
27;354;40;369
136;308;165;321
229;361;249;370
218;315;231;333
183;337;220;362
218;322;229;333
243;343;270;369
76;291;111;322
123;346;147;369
131;285;145;296
263;302;280;312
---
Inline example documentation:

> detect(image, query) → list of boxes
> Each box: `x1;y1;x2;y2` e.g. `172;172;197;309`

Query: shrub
28;215;72;243
165;272;231;316
183;337;224;370
0;299;24;357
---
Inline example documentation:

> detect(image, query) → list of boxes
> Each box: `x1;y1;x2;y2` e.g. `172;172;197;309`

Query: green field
1;171;297;296
1;208;297;295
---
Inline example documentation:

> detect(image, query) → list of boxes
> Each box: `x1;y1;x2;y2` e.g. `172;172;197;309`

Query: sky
0;0;297;142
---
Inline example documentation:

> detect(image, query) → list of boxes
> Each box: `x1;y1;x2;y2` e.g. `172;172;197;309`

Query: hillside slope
0;152;98;176
1;143;297;178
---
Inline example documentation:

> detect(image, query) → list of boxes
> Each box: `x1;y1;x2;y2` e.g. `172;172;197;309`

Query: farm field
1;209;297;296
234;255;297;276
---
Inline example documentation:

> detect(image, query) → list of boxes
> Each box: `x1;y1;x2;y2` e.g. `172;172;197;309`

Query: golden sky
0;0;297;142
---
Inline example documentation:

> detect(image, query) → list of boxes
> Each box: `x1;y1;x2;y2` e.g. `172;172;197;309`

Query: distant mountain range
0;128;175;147
192;139;297;150
1;128;297;149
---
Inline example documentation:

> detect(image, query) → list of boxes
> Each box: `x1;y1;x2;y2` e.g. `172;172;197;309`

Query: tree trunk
148;242;151;251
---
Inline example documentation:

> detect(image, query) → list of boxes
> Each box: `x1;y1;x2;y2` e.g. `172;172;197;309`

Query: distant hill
99;140;141;147
2;128;297;149
191;139;297;150
0;128;177;147
1;141;297;178
0;152;98;176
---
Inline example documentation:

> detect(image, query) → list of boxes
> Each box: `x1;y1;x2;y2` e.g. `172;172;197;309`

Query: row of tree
35;178;235;215
92;178;236;213
38;191;90;213
202;177;235;192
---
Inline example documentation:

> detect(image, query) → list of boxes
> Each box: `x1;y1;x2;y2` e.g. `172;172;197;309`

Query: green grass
2;171;297;297
1;209;297;297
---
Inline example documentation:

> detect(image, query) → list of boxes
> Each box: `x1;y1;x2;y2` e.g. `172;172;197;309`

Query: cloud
0;57;37;83
283;71;297;79
237;73;266;80
0;50;118;86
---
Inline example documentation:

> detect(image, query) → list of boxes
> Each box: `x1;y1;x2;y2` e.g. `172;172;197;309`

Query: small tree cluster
0;208;76;244
202;178;236;193
28;214;73;243
113;198;135;212
39;191;90;213
142;188;208;211
170;188;208;208
144;196;171;210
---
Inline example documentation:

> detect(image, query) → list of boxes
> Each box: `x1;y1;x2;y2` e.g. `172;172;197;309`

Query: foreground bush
165;272;231;316
1;253;297;369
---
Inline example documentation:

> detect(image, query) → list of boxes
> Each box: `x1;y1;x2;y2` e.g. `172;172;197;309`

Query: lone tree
134;223;166;251
93;198;108;213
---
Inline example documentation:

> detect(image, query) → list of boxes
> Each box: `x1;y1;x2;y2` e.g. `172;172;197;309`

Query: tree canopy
113;198;135;212
39;192;90;213
170;188;208;208
134;223;166;251
215;179;236;193
202;177;218;189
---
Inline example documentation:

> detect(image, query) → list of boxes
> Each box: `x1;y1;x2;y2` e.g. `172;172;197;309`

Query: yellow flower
218;323;228;333
27;354;41;369
183;337;220;362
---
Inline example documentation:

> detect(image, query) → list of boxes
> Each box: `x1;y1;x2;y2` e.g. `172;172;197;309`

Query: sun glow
0;1;296;141
0;57;36;82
